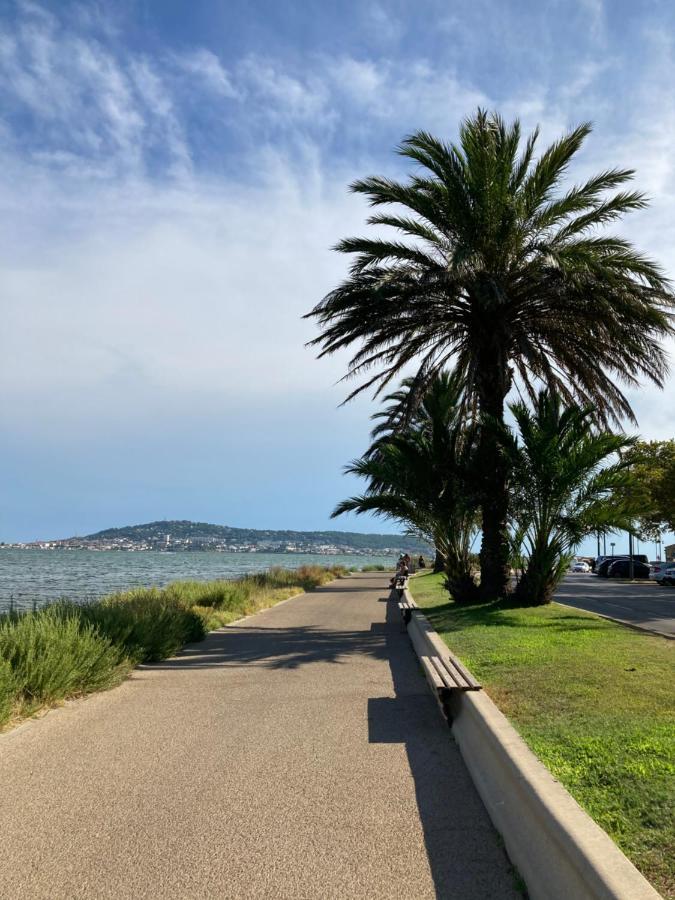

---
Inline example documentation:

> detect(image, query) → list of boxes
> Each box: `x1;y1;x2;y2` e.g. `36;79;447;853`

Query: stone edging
402;588;662;900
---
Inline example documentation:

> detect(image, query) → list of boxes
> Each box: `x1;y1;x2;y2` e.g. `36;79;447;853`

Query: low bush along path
0;573;520;900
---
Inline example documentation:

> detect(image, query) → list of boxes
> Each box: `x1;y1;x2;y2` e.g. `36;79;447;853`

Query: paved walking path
0;574;519;899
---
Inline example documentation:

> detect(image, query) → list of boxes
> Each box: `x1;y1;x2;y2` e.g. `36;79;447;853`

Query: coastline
0;548;396;612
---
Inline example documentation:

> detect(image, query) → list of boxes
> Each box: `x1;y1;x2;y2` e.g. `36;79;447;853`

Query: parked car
593;555;611;572
596;555;648;577
597;557;625;577
651;564;675;586
650;562;670;583
571;560;590;573
607;559;650;579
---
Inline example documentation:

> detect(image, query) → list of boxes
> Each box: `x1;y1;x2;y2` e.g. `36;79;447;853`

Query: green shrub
0;658;15;727
361;564;386;572
152;565;347;613
80;590;206;663
0;606;129;710
0;565;342;731
163;579;256;611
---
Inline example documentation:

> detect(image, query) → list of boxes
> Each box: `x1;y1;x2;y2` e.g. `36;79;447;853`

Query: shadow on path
150;623;389;671
367;599;516;898
148;581;516;898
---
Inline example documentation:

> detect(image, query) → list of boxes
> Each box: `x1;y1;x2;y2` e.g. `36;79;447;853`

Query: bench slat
445;653;481;690
440;655;472;690
420;656;445;691
430;655;464;689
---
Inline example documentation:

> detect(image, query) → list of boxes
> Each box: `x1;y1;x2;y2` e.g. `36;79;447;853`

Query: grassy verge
409;572;675;899
0;564;346;733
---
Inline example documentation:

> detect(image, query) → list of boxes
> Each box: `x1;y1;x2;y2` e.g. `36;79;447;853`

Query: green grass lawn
410;572;675;899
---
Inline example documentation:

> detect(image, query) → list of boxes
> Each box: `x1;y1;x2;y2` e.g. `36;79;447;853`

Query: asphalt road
0;573;519;900
555;574;675;637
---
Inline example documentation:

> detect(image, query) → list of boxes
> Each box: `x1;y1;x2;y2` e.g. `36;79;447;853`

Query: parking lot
555;575;675;637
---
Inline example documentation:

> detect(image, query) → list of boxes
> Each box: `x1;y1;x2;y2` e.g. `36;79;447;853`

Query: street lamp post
611;542;615;557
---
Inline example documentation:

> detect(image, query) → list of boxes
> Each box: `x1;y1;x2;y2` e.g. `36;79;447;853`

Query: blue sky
1;0;674;553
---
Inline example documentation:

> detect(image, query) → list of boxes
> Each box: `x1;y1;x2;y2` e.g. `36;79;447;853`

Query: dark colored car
607;559;650;579
596;555;648;577
597;557;625;577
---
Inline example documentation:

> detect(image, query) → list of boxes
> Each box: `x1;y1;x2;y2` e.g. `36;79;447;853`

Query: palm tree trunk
477;364;511;600
479;462;510;598
433;548;447;573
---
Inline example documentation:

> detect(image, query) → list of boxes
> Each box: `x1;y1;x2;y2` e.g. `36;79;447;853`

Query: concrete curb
402;589;662;900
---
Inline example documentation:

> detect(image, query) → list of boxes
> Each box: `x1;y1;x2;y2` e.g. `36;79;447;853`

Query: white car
571;561;591;573
651;564;675;586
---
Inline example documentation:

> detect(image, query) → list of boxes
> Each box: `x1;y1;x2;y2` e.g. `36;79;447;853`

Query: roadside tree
509;391;637;605
307;110;674;600
332;371;480;597
623;440;675;536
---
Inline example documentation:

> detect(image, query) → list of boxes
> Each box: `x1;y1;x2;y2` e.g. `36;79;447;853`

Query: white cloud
361;2;403;45
0;157;372;437
0;7;195;179
173;48;237;98
236;56;333;127
577;0;605;40
1;0;675;449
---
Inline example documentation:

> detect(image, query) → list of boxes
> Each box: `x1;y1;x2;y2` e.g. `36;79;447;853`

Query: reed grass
0;564;347;731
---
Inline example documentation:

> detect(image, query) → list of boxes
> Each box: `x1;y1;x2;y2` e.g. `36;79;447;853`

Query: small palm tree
332;372;479;590
509;391;636;604
307;110;674;599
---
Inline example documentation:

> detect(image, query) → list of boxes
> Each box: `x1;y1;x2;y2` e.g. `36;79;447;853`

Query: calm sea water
0;549;397;612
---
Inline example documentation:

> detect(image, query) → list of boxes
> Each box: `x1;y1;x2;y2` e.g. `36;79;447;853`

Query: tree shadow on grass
425;600;611;635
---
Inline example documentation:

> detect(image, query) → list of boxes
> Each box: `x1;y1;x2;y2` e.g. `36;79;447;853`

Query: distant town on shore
2;520;429;555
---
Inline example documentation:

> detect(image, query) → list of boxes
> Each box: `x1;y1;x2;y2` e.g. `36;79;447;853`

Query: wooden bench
419;653;481;720
397;596;418;629
388;575;409;604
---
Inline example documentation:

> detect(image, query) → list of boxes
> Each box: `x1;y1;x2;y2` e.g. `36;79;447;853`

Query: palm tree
332;371;479;592
306;110;674;599
509;391;636;604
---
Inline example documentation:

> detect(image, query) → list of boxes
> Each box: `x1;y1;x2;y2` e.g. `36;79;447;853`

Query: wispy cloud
0;4;191;178
173;48;237;98
1;1;675;443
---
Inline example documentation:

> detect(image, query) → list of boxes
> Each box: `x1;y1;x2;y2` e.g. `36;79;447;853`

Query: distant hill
81;520;429;552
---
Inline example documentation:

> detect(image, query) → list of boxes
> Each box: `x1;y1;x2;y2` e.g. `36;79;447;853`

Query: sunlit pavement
0;574;519;900
555;575;675;637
